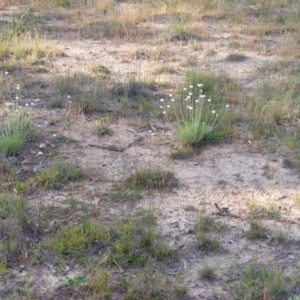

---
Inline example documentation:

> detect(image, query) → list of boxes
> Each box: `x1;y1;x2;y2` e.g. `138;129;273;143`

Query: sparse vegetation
123;267;187;300
243;222;269;240
247;199;280;220
90;63;111;75
170;146;193;159
234;264;300;300
195;211;219;233
0;109;35;156
199;265;217;280
96;118;110;136
110;185;142;201
0;9;63;66
36;161;84;189
45;209;172;266
1;0;300;298
161;78;230;146
124;168;178;190
226;53;248;62
0;193;30;268
197;235;220;251
195;212;220;252
275;230;288;243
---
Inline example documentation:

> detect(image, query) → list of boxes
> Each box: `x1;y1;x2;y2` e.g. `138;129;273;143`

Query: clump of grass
283;156;300;169
89;20;140;40
0;109;35;156
0;194;29;267
111;219;172;267
199;265;217;280
243;222;268;240
110;185;142;201
45;209;172;267
170;20;201;42
275;231;288;243
234;264;299;300
154;65;177;75
113;79;158;117
58;265;186;299
184;70;237;104
61;276;88;296
90;63;111;75
55;71;93;96
53;72;105;114
0;193;29;230
0;261;7;275
114;79;158;98
56;0;71;8
45;219;109;256
266;202;280;219
89;269;114;298
124;168;178;190
197;235;220;251
160;70;235;146
13;181;31;195
0;33;64;66
226;53;248;62
195;212;220;252
295;194;300;207
170;147;193;159
36;161;84;189
32;66;48;74
48;116;59;126
247;199;280;220
124;267;187;300
52;134;69;143
247;79;299;142
161;84;229;146
96;118;110;136
195;212;219;233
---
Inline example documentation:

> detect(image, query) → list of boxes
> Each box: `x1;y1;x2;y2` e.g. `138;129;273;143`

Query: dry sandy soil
1;2;300;299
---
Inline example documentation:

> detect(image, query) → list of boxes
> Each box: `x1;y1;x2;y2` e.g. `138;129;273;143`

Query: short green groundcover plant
160;84;229;145
0;106;34;156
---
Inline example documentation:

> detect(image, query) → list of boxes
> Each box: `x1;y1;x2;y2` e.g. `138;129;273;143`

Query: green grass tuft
199;265;216;280
195;212;220;252
124;168;178;190
243;222;268;240
234;264;299;300
170;147;193;159
36;161;84;189
0;110;35;156
197;235;220;251
226;53;248;62
45;210;173;267
110;185;142;201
